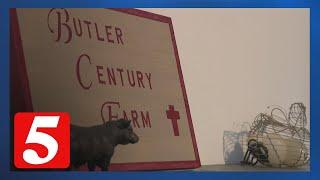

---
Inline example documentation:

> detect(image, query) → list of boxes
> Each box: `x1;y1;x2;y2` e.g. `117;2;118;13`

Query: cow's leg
87;161;96;171
98;157;111;171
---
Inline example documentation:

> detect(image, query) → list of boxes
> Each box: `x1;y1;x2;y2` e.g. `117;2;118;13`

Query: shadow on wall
223;131;248;164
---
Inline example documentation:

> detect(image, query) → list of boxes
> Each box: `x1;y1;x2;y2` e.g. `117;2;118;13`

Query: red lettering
105;26;114;43
47;8;72;43
83;20;92;39
107;68;117;85
123;111;129;120
141;111;151;128
100;100;153;128
100;101;120;124
73;18;82;37
96;66;106;84
136;71;145;88
127;70;135;87
131;110;140;128
145;73;152;90
76;54;92;90
95;23;104;41
117;68;125;86
47;9;126;45
115;27;124;44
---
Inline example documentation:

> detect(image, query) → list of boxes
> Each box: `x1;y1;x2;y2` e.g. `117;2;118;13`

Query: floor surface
191;164;310;172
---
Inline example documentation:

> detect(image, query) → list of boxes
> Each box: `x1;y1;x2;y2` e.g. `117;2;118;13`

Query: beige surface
16;8;196;163
143;8;310;165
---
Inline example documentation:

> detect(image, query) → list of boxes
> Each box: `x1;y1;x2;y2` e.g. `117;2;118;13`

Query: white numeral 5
23;116;60;165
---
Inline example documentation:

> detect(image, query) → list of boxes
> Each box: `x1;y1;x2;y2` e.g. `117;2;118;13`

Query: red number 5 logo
14;112;70;169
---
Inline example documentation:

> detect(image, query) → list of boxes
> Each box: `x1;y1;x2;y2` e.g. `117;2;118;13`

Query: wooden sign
10;8;200;171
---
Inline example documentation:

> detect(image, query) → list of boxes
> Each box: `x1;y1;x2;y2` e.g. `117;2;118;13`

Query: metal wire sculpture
241;139;270;166
241;103;310;167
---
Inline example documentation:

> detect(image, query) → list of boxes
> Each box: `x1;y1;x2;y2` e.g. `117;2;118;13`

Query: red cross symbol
166;105;180;136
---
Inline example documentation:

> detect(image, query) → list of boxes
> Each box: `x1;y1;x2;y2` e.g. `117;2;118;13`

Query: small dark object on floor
241;139;269;166
70;119;139;171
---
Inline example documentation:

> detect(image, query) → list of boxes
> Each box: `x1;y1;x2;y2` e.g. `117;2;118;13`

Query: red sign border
10;8;201;171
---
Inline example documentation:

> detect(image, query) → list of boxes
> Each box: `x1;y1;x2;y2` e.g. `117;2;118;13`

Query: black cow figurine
70;119;139;171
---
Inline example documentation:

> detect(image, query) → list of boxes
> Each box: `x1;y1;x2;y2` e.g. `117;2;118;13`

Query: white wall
142;8;310;165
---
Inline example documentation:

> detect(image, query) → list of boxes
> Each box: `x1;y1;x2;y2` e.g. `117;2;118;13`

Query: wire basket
242;103;310;168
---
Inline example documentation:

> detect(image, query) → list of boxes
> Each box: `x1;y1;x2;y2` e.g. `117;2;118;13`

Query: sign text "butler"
47;8;125;45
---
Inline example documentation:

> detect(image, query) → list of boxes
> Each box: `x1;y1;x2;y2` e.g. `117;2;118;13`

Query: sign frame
10;8;200;171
